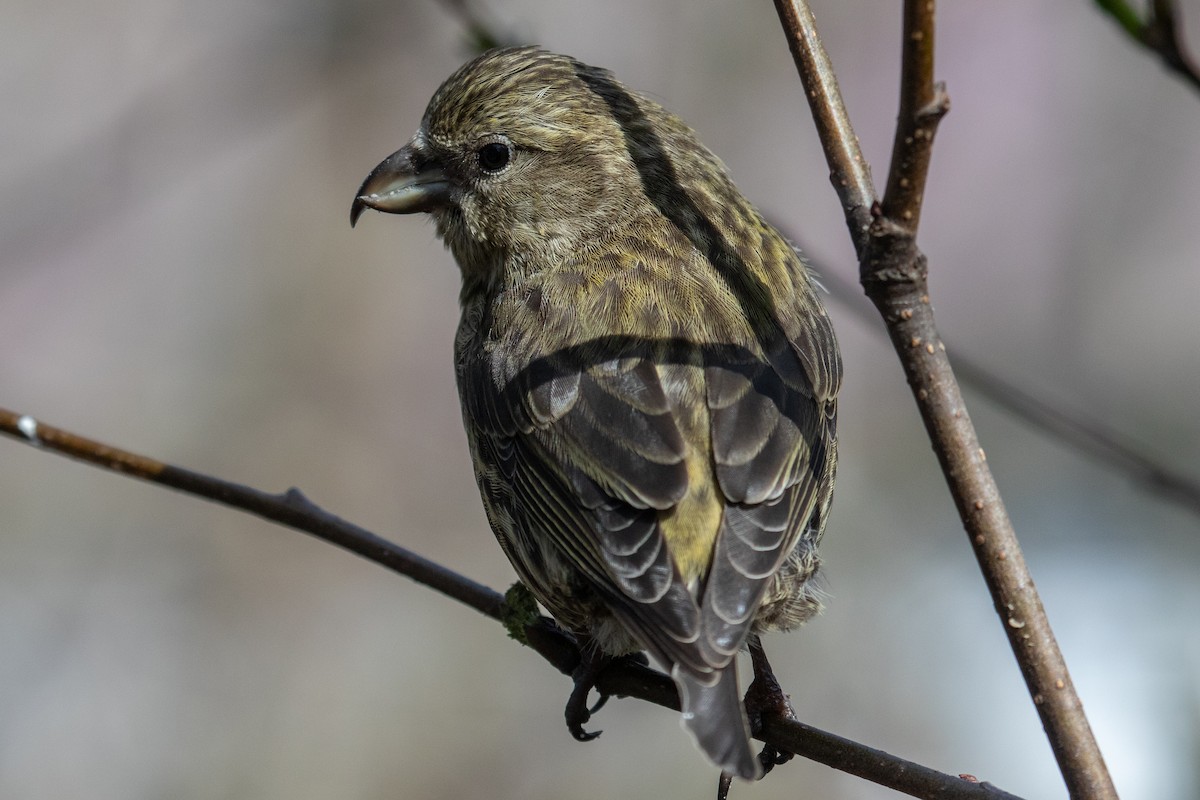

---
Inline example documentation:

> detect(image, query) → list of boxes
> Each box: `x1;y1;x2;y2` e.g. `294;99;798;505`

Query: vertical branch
1095;0;1200;93
880;0;941;231
773;2;1119;797
772;0;876;254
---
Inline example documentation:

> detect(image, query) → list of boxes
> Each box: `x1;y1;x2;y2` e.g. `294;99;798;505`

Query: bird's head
351;47;660;282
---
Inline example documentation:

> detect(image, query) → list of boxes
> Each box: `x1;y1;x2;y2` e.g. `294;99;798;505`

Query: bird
351;46;841;782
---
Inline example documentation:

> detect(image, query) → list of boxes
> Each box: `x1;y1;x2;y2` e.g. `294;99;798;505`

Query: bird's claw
565;647;611;742
756;742;794;774
565;672;605;741
563;649;649;742
588;691;611;716
744;637;798;776
716;771;734;800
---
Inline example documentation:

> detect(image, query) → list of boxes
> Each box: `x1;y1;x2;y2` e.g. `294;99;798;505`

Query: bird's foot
744;636;796;775
564;654;605;742
564;647;648;742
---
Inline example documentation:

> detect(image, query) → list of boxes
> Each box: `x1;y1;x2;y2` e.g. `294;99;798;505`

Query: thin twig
1095;0;1200;93
773;229;1200;519
772;2;1119;798
880;0;945;234
0;408;503;619
0;406;1022;800
771;0;875;253
949;348;1200;516
436;0;519;52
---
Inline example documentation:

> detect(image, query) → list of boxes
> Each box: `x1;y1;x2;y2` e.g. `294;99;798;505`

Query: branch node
16;414;41;445
861;217;927;292
918;83;952;122
280;486;321;514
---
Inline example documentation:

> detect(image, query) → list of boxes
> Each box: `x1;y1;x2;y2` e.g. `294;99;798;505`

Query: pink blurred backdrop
2;1;1198;797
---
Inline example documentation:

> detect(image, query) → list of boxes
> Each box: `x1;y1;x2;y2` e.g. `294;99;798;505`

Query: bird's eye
477;142;511;173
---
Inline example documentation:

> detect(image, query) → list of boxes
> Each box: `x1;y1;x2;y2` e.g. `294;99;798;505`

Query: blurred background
2;1;1198;797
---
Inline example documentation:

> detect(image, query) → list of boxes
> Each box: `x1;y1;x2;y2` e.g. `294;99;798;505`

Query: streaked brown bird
351;47;840;781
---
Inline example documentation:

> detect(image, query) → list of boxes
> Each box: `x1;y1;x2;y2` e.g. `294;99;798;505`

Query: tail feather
674;665;761;781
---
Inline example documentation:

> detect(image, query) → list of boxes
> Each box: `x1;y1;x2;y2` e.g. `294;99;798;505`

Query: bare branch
880;0;948;234
757;716;1024;800
435;0;520;53
772;2;1119;797
1095;0;1200;93
795;252;1200;519
0;407;503;619
772;0;876;254
0;406;1023;799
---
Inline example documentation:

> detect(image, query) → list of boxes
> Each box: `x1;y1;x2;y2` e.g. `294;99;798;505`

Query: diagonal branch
772;2;1119;798
771;0;876;252
765;228;1200;520
1095;0;1200;93
436;0;521;52
0;406;1021;800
